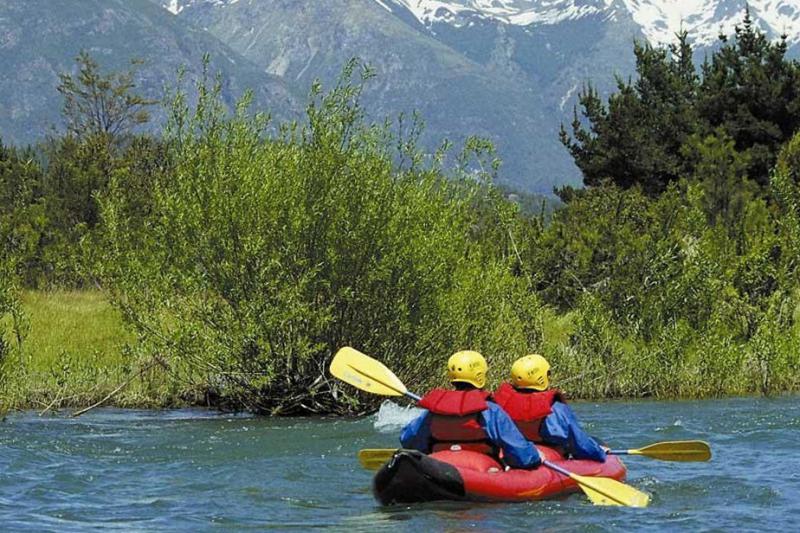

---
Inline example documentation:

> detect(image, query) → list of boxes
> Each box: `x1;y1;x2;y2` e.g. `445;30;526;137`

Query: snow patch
621;0;800;46
374;0;394;12
560;81;579;111
379;0;800;45
385;0;609;27
162;0;240;15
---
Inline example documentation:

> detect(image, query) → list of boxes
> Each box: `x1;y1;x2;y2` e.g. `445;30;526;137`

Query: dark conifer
696;8;800;186
561;32;699;196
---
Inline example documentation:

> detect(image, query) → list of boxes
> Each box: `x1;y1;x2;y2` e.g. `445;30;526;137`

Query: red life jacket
492;382;564;443
418;389;494;454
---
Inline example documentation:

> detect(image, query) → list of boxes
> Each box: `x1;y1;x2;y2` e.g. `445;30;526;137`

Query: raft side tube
372;446;628;505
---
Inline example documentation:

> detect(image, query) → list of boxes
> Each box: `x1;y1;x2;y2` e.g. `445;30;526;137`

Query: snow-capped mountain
149;0;800;193
163;0;800;47
383;0;800;46
3;0;798;193
381;0;610;27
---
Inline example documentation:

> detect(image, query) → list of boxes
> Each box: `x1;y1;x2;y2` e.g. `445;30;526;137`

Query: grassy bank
2;290;188;412
5;290;799;413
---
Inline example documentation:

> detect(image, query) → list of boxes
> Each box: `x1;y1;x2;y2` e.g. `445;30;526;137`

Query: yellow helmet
510;354;551;390
447;350;488;388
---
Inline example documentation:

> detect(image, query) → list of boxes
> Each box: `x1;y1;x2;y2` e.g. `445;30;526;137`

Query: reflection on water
1;396;798;531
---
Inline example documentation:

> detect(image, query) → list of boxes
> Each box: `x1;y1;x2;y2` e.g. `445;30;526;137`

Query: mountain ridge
0;0;299;147
158;0;800;192
2;1;798;194
168;0;800;47
382;0;800;46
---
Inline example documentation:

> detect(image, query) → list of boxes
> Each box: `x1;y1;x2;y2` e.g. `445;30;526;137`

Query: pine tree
560;32;698;196
697;9;800;187
681;130;753;239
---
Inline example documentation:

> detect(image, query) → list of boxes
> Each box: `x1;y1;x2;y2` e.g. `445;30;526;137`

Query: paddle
358;439;711;471
541;460;650;507
329;346;421;401
610;441;711;462
330;347;650;507
358;448;398;471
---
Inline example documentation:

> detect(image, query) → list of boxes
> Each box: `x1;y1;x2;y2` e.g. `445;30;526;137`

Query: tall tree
697;10;800;188
560;32;698;196
681;130;753;240
57;51;157;144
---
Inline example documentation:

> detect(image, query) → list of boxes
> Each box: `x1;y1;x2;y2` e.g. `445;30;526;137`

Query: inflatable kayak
373;445;627;505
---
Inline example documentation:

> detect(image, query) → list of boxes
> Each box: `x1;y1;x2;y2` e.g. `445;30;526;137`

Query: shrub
98;63;543;413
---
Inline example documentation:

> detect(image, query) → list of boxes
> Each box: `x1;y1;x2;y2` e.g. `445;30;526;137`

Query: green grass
21;290;131;373
541;308;575;349
4;290;797;413
2;290;186;411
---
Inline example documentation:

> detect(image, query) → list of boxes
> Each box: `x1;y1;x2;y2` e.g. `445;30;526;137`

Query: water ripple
1;398;798;531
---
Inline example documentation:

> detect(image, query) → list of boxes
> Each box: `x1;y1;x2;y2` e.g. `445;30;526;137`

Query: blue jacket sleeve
482;403;542;469
540;402;607;462
399;410;432;452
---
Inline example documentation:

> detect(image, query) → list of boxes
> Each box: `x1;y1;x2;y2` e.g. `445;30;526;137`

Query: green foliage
0;222;28;409
561;33;698;195
4;40;800;411
0;133;170;289
681;130;755;237
562;11;800;195
776;130;800;185
697;11;800;186
531;144;800;398
0;51;167;289
545;12;800;398
0;140;32;386
97;62;543;413
57;50;157;143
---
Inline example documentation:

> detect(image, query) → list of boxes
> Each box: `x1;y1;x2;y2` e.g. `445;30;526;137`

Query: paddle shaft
542;460;575;478
360;437;711;471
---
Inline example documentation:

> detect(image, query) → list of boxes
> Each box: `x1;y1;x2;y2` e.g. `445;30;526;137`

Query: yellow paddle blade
629;440;712;462
358;449;396;470
330;347;408;397
569;473;651;508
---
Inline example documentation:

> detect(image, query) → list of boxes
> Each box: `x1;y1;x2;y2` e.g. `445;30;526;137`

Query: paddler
493;354;607;462
399;350;542;469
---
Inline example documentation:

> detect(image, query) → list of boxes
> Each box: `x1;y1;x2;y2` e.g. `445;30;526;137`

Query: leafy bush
98;63;543;413
0;245;28;409
528;130;800;399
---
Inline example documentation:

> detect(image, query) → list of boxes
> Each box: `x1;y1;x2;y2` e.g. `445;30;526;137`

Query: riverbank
3;290;800;413
1;290;189;413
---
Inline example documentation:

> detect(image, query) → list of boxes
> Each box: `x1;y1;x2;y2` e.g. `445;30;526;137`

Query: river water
1;396;798;531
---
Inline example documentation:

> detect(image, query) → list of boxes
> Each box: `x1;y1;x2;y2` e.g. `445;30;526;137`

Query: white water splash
655;418;684;432
372;400;422;433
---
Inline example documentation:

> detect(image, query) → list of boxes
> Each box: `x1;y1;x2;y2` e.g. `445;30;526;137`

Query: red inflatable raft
373;445;627;505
